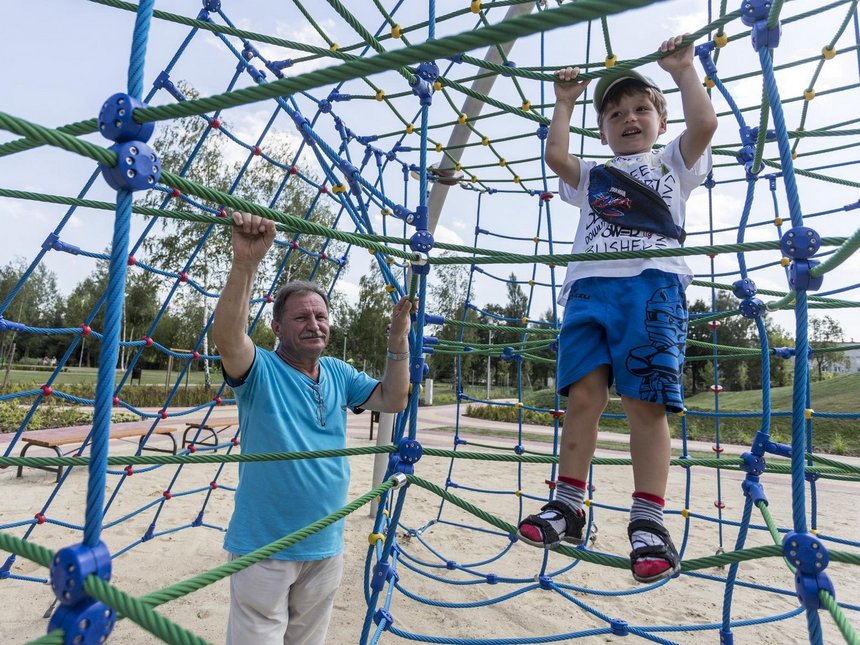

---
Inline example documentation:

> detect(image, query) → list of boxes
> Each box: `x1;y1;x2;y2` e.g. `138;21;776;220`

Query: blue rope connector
153;71;186;102
780;226;820;259
740;451;766;476
48;599;116;645
538;575;553;590
410;230;435;254
371;561;398;592
732;278;757;299
42;232;80;255
98;93;154;144
202;0;221;12
610;618;629;636
50;541;111;607
720;628;734;644
536;124;549;140
398;438;423;465
783;531;834;610
373;608;395;630
486;573;498;584
739;297;765;319
740;0;781;50
423;313;445;326
741;474;768;505
101;141;160;192
788;259;823;292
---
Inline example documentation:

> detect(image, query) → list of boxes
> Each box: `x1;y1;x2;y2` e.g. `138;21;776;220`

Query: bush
0;401;137;433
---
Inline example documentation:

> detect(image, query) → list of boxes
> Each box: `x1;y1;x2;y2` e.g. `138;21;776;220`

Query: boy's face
599;91;667;156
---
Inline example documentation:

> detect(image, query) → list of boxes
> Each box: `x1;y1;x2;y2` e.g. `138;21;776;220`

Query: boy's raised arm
658;35;718;169
545;67;590;189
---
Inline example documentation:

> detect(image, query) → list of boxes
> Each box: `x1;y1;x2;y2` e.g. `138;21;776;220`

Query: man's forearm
212;261;258;352
376;334;410;412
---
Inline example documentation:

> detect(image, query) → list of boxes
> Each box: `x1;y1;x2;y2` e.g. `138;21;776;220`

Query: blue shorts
557;270;688;412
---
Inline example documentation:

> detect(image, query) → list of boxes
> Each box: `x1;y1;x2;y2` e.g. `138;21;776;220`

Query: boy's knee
567;384;608;414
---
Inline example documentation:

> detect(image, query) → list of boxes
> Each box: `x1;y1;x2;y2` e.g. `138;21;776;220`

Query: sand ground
1;408;858;644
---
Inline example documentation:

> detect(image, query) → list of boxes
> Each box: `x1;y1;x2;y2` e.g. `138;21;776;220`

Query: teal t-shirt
224;349;379;560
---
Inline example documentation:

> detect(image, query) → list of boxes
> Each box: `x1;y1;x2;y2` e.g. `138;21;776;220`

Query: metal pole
425;2;535;234
369;411;395;516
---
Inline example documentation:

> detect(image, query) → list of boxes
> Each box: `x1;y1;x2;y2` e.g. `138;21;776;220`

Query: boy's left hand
658;34;694;76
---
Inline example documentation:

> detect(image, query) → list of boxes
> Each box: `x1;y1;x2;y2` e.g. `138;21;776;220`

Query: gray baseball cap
593;69;661;113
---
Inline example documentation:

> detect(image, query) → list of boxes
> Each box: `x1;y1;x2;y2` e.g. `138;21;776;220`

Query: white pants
226;553;344;645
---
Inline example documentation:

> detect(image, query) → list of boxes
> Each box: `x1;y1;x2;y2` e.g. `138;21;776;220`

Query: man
212;210;412;645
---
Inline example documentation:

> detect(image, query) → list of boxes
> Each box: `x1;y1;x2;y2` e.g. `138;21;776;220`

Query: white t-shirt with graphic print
557;136;711;306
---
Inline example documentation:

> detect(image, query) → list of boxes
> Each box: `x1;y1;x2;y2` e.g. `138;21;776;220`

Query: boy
517;35;717;583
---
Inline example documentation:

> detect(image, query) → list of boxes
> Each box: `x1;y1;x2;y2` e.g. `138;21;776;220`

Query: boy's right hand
553;67;590;105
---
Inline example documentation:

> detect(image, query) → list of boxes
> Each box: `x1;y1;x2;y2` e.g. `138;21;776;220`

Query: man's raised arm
212;211;276;381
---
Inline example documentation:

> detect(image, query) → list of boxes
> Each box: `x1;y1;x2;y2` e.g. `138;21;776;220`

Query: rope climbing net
0;1;859;643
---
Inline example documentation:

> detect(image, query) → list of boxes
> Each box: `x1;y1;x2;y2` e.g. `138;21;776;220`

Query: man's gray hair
272;281;329;321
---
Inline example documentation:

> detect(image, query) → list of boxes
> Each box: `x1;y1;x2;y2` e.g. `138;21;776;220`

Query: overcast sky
1;0;858;340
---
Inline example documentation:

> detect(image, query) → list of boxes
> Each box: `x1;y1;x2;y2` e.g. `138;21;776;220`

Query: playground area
1;1;859;643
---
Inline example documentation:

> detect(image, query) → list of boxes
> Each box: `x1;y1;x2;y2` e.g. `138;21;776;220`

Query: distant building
826;345;860;373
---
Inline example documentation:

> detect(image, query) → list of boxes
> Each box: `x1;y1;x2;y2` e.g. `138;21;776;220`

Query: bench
181;422;235;451
16;424;178;482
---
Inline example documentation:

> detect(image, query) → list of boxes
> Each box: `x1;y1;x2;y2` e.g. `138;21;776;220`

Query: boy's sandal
627;519;681;583
517;500;585;548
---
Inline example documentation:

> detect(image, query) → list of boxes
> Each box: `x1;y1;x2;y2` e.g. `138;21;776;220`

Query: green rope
820;589;860;645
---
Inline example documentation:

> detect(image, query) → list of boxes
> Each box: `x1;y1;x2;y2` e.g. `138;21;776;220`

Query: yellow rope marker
433;80;442;91
773;217;783;226
584;499;592;507
804;88;815;101
792;150;798;160
408;384;414;395
780;257;791;267
681;509;690;518
528;279;535;286
381;208;391;216
822;45;837;59
385;257;393;265
521;317;528;325
605;55;617;68
391;24;401;39
375;89;385;101
385;284;398;293
514;402;523;409
805;408;814;420
329;43;339;52
457;113;467;125
406;123;415;134
435;142;443;153
513;175;521;184
369;533;384;545
368;247;375;255
470;0;481;13
498;158;506;167
455;163;462;171
705;76;715;89
532;237;540;245
470;175;478;183
481;136;490;146
811;528;820;535
521;100;531;112
514;489;521;497
332;184;346;194
383;509;390;517
677;410;686;417
714;33;729;48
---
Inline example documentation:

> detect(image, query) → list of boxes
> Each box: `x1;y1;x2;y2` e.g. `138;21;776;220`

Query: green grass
464;372;860;456
0;365;216;387
423;426;719;460
685;371;860;411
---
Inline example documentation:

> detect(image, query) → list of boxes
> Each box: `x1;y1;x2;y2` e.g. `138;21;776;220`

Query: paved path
4;402;858;468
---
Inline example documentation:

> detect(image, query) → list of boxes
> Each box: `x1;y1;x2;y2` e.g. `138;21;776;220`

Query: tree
138;83;346;382
332;272;391;378
425;260;478;383
809;315;847;380
0;259;65;370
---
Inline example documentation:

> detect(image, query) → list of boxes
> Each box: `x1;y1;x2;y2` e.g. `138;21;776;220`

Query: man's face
600;91;666;156
271;292;330;360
